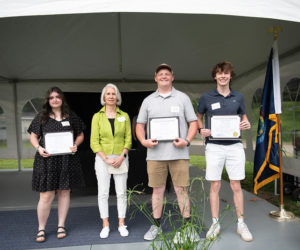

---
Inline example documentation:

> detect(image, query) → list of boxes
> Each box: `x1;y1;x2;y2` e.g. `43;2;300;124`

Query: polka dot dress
28;113;85;192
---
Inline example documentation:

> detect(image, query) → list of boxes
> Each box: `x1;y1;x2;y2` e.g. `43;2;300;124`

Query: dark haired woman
28;87;85;242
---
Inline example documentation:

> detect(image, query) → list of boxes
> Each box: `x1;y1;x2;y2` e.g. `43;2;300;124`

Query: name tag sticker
117;116;126;122
61;121;70;126
211;102;221;110
171;106;179;113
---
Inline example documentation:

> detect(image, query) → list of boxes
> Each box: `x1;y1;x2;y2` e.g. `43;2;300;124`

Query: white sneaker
206;222;221;240
118;225;129;237
100;226;110;238
237;222;253;242
144;225;161;241
173;227;200;244
188;227;201;242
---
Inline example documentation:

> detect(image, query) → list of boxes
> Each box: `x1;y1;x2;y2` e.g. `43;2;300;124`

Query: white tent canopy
0;0;300;83
1;0;300;22
0;0;299;172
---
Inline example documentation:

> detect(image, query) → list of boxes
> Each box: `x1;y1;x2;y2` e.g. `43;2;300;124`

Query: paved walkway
0;167;299;250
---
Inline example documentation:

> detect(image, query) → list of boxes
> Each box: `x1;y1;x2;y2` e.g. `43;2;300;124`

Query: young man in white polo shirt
197;61;253;242
136;64;198;242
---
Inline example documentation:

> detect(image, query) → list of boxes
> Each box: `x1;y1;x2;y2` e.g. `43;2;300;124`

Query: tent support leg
12;81;22;171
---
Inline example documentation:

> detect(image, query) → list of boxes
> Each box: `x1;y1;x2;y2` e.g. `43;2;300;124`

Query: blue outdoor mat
0;204;206;250
0;206;150;250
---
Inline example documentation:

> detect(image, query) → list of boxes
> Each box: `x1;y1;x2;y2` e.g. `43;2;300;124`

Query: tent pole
278;114;284;206
12;81;22;172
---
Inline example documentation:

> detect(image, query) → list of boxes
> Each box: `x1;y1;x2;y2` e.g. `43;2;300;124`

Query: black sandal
35;229;46;243
57;226;67;239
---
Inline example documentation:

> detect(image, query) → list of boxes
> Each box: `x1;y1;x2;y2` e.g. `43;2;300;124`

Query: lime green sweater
90;106;132;155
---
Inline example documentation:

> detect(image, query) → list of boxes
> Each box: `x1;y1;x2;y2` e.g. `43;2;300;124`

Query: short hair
100;83;122;106
211;61;236;79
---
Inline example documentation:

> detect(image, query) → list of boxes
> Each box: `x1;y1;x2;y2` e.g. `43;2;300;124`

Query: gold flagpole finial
268;26;283;40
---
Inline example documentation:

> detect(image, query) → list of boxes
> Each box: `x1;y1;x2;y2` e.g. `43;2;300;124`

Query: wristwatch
123;154;127;158
185;139;190;147
198;128;203;133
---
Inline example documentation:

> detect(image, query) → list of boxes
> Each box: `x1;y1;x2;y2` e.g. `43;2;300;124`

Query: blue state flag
253;41;282;194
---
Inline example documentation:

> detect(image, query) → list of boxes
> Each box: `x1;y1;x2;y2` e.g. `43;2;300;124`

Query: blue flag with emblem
253;41;282;194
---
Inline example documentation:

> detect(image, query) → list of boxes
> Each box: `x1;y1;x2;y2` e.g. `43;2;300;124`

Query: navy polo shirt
197;89;246;145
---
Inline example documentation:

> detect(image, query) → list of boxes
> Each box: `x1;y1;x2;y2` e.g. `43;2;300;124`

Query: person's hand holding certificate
149;117;179;141
209;115;241;140
44;131;74;155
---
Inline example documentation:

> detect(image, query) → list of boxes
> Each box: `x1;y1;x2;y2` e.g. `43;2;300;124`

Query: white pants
94;154;128;219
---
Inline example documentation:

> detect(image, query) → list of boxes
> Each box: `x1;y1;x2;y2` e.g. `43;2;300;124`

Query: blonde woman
90;83;132;238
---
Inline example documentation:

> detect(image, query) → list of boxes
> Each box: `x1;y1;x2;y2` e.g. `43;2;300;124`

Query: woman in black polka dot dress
28;87;85;243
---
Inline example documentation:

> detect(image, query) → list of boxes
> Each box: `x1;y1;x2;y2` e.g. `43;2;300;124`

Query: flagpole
269;26;295;221
278;114;284;207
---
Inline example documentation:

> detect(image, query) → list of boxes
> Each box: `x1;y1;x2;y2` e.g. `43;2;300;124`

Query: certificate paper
44;131;74;155
209;115;241;140
149;117;179;141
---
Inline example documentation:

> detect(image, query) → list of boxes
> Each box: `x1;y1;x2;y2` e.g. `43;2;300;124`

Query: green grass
190;155;300;217
0;159;34;169
22;159;34;168
190;155;206;169
0;140;7;148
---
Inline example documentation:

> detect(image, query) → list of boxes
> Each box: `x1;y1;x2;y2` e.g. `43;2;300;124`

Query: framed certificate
208;115;241;140
149;116;180;141
44;131;74;155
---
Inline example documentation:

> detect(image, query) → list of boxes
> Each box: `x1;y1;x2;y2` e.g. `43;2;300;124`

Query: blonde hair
100;83;122;106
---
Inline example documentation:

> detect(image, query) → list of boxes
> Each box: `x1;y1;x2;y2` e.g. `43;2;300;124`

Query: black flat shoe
35;229;46;243
57;226;67;239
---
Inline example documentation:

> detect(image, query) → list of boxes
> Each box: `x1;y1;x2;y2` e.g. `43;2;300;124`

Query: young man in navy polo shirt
197;61;253;242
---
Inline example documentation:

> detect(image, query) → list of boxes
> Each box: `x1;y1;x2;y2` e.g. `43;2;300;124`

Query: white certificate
149;117;179;141
44;131;74;155
210;115;241;140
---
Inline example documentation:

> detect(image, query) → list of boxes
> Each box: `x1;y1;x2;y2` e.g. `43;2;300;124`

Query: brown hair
40;86;70;124
211;61;236;79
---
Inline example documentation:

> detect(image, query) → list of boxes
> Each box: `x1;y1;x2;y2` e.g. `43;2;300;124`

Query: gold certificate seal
233;131;238;137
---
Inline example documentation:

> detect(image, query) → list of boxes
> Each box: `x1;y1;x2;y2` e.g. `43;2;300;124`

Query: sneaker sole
237;230;253;242
206;230;220;240
120;233;129;237
100;235;109;239
144;236;156;241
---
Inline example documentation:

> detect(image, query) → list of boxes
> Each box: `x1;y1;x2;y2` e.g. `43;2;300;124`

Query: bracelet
36;145;40;151
198;128;203;133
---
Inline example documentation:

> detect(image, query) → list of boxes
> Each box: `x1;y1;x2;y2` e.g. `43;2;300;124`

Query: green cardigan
90;106;132;155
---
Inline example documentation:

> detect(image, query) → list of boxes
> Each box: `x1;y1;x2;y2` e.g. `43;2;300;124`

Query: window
21;98;43;169
282;78;300;158
252;79;300;158
0;105;7;148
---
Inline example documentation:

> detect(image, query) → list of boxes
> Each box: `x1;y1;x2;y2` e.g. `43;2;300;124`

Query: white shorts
205;143;245;181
